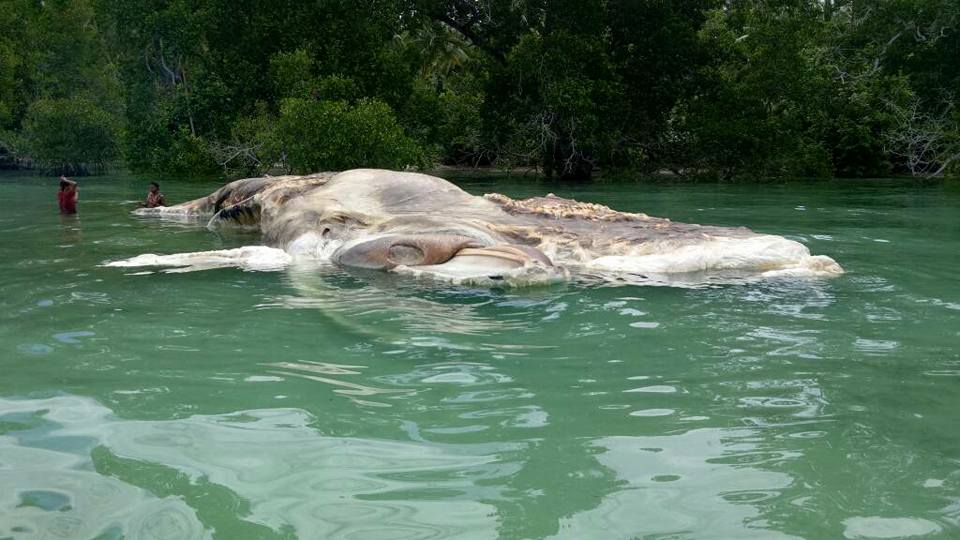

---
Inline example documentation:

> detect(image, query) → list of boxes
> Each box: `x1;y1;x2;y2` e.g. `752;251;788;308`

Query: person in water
140;181;167;208
58;176;78;214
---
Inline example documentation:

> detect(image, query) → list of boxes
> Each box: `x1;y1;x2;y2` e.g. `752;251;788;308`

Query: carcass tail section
132;176;282;218
133;173;335;228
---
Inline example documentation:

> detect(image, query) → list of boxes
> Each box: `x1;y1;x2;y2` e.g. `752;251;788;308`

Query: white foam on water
586;235;843;278
629;408;675;417
131;205;208;224
132;205;202;216
103;246;292;273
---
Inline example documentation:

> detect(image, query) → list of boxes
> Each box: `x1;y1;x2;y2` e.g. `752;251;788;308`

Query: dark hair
149;181;160;189
59;180;70;191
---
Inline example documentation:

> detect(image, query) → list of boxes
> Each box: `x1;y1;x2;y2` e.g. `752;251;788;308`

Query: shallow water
1;172;959;539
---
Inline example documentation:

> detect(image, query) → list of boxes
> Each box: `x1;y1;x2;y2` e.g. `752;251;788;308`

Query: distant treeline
1;0;958;180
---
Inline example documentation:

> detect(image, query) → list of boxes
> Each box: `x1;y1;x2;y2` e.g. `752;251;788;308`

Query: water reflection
548;429;799;539
265;360;410;407
1;390;838;539
272;263;571;342
0;397;208;540
58;214;82;248
1;396;515;539
271;263;520;337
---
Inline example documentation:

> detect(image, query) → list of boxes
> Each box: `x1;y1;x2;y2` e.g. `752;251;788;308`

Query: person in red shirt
58;176;78;214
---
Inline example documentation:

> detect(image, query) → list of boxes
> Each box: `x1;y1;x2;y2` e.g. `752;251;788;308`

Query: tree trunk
542;142;556;180
554;135;593;181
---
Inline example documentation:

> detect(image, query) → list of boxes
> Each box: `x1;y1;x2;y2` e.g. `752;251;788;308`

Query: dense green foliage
0;0;122;173
1;0;957;179
22;97;119;174
267;97;427;173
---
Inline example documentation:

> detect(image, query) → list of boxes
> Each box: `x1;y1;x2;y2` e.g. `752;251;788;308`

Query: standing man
58;175;78;214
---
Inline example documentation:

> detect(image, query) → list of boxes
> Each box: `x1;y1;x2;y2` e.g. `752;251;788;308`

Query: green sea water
1;172;958;540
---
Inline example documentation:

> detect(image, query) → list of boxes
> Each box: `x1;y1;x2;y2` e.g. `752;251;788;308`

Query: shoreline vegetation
1;1;958;182
3;166;951;187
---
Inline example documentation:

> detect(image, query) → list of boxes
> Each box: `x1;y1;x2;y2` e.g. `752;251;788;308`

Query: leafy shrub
264;97;427;173
22;97;119;174
437;90;484;164
159;128;221;177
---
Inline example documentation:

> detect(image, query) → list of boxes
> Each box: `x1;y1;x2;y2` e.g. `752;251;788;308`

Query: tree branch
437;14;505;63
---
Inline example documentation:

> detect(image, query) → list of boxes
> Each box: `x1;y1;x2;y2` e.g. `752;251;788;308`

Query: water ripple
0;400;208;540
546;429;800;539
1;396;520;540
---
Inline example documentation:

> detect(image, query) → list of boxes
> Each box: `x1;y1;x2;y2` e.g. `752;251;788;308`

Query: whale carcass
107;169;842;286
